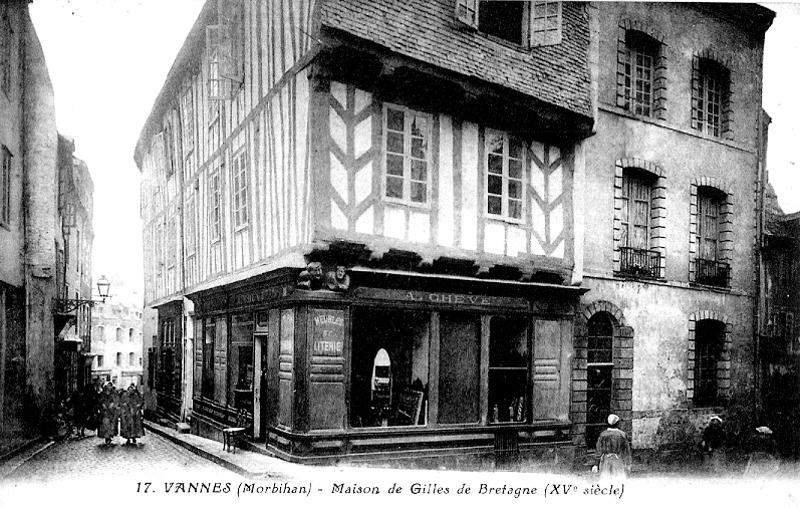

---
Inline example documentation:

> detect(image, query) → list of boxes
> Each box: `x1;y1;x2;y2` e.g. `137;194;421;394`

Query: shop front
189;266;585;467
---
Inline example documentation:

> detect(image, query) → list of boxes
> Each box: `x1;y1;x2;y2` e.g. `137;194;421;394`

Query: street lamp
54;276;112;314
96;275;110;302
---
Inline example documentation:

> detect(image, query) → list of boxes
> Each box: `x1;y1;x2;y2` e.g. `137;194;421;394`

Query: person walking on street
744;426;780;477
594;414;632;479
701;416;726;474
120;384;145;445
97;382;119;445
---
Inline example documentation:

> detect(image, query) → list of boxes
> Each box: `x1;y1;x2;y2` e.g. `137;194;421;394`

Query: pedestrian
594;414;632;479
701;416;726;474
97;382;119;445
84;381;101;435
744;426;780;477
72;387;86;438
120;384;145;445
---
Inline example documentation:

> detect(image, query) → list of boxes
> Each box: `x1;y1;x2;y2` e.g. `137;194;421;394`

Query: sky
27;1;800;305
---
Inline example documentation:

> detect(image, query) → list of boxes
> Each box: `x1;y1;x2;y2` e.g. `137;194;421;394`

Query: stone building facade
0;0;94;443
90;302;144;390
135;0;774;467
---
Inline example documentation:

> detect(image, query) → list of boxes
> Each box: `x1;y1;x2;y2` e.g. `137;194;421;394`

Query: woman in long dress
97;382;119;445
595;414;632;478
120;384;145;445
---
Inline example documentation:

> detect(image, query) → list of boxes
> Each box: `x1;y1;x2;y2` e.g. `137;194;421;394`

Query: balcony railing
695;258;731;288
619;247;661;278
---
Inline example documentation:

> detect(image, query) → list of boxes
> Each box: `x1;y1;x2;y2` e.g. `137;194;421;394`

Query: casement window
383;105;430;206
116;327;123;343
486;130;524;222
180;86;195;156
695;187;730;287
185;192;197;255
694;320;725;407
164;122;176;178
619;30;660;117
208;167;222;242
618;169;660;278
456;0;562;47
97;355;104;368
116;352;122;367
231;148;249;228
129;353;135;367
692;58;731;138
167;217;177;268
1;10;12;96
586;313;613;448
1;146;12;227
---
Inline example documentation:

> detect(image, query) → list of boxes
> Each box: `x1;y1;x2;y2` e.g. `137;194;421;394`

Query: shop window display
488;316;528;423
229;314;254;411
350;309;430;427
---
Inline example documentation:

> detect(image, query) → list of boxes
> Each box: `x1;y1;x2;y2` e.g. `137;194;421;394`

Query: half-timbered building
135;0;774;467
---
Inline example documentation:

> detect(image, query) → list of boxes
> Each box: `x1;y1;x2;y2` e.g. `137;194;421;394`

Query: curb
0;437;49;466
143;421;258;479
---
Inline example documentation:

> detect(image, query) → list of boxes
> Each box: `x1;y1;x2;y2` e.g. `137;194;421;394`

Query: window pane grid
209;171;221;240
384;107;429;205
232;151;248;228
622;34;656;117
486;131;524;221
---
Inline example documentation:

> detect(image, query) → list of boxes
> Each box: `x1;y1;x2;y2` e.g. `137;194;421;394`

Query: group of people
66;381;145;446
97;382;145;445
593;413;781;479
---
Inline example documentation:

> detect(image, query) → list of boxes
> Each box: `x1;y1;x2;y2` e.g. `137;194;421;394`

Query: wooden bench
222;409;249;453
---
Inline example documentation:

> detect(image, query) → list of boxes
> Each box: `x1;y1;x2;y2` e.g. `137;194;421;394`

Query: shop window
486;130;525;222
383;105;430;206
488;316;528;423
350;309;430;428
586;313;613;448
229;314;254;411
439;312;481;424
694;320;725;407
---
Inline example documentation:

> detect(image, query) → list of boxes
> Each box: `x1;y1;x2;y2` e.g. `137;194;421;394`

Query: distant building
0;0;94;444
135;0;774;467
91;302;143;389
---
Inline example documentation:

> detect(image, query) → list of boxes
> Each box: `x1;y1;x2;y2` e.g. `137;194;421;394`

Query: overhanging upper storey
317;0;594;142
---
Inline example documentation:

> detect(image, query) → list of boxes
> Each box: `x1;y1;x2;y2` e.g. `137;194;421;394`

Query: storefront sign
355;288;528;309
230;286;286;309
311;309;345;357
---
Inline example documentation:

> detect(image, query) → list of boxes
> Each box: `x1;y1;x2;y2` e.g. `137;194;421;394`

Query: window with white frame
209;166;222;241
185;192;197;255
232;148;249;228
180;85;195;157
486;130;524;222
383;106;430;206
1;146;11;226
455;1;562;47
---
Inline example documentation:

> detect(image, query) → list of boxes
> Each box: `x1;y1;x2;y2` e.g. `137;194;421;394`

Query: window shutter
530;1;562;47
455;0;478;28
214;316;228;406
691;55;701;131
615;27;628;108
193;322;203;396
532;320;572;421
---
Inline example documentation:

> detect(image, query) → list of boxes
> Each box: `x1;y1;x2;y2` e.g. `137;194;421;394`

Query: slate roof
319;0;593;118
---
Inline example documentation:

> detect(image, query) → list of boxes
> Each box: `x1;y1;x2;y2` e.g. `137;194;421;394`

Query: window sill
383;198;432;211
689;282;732;293
613;272;665;283
484;214;525;226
